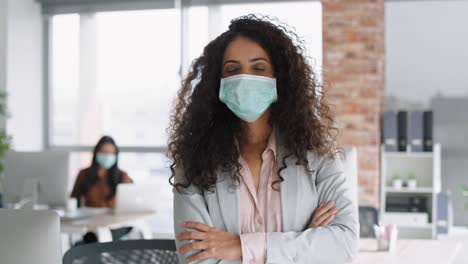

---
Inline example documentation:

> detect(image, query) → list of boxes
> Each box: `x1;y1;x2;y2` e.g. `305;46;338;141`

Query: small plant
461;186;468;210
407;172;417;189
391;173;403;189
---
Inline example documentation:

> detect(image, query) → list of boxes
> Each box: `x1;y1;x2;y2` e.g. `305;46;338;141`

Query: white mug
67;197;78;212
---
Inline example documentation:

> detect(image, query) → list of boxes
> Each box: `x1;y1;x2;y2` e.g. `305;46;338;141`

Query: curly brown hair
168;14;337;192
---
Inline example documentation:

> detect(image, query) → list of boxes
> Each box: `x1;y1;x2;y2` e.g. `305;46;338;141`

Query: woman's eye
253;63;267;71
226;67;239;73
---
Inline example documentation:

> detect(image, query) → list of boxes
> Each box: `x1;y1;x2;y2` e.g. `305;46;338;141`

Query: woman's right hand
309;200;339;228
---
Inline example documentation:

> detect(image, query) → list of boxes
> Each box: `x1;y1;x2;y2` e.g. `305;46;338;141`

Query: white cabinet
380;144;441;239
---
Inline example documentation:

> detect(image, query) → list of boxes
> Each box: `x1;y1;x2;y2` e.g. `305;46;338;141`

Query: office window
49;2;322;148
50;9;181;147
50;14;80;146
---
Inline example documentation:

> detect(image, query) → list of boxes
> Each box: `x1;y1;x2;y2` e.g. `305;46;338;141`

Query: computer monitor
0;209;62;264
3;150;70;207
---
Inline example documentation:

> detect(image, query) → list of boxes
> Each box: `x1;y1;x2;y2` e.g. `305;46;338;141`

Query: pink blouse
239;131;282;264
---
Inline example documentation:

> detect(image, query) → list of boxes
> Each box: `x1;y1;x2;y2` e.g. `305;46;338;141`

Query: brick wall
322;0;385;207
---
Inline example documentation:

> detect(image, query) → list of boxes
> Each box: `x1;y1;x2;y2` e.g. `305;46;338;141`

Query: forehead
223;36;271;61
99;143;116;152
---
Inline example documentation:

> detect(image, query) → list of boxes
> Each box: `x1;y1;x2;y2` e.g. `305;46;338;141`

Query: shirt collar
265;129;277;159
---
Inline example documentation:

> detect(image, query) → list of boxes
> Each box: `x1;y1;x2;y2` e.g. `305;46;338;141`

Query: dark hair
168;14;337;192
84;135;122;199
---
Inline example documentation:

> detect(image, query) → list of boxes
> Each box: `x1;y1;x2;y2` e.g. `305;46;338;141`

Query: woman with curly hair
169;15;358;264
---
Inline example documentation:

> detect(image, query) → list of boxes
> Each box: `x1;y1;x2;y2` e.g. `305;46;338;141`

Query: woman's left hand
176;221;242;262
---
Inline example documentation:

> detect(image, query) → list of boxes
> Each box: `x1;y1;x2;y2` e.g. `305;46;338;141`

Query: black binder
397;111;408;152
423;111;433;152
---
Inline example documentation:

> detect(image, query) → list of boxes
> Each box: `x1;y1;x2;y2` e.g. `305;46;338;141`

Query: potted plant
461;186;468;211
407;172;417;190
391;174;402;189
0;91;12;208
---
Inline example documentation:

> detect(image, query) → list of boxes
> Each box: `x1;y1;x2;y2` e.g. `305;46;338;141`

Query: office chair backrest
359;206;380;238
63;239;177;264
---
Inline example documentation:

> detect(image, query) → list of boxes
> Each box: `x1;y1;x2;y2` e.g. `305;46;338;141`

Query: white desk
61;213;155;242
352;239;463;264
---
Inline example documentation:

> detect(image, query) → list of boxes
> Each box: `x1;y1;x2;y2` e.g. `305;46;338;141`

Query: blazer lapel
276;132;300;231
215;171;241;234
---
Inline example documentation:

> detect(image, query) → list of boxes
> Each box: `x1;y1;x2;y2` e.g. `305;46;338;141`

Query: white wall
386;1;468;225
4;0;44;150
385;1;468;107
0;0;7;131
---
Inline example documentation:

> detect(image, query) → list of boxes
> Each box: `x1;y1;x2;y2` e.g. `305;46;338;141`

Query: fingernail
329;200;335;206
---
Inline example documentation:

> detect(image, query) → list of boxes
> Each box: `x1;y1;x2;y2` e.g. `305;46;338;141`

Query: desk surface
352;239;462;264
60;212;154;234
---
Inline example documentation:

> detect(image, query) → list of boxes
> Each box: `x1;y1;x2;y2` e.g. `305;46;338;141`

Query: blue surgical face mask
219;74;277;122
96;153;117;169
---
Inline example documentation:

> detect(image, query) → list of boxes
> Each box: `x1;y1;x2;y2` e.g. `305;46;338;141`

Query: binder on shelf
397;111;408;152
383;111;398;152
436;191;453;235
409;111;424;152
423;111;433;152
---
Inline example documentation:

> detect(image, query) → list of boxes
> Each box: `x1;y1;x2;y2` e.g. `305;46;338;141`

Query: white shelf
384;152;433;158
380;144;441;239
386;187;434;194
396;223;433;229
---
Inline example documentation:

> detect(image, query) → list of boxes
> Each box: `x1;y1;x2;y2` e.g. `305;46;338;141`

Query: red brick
323;0;385;207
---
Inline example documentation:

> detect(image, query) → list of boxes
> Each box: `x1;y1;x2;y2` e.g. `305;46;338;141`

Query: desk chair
63;239;177;264
359;206;379;238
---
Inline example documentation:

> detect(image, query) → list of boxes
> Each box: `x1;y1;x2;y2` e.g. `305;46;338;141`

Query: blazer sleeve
173;167;238;264
265;156;359;264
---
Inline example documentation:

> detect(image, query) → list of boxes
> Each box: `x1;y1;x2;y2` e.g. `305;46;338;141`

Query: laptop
114;183;159;214
0;209;61;264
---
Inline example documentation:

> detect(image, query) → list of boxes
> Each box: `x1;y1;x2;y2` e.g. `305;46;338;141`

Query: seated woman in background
70;136;133;243
71;135;132;208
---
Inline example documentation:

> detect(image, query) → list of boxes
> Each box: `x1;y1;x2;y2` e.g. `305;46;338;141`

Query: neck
240;110;272;152
97;167;107;179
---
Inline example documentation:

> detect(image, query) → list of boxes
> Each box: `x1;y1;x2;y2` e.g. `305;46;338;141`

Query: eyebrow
249;57;270;63
223;57;271;66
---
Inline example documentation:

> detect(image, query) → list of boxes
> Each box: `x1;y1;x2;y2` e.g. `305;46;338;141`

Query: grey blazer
173;136;359;264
